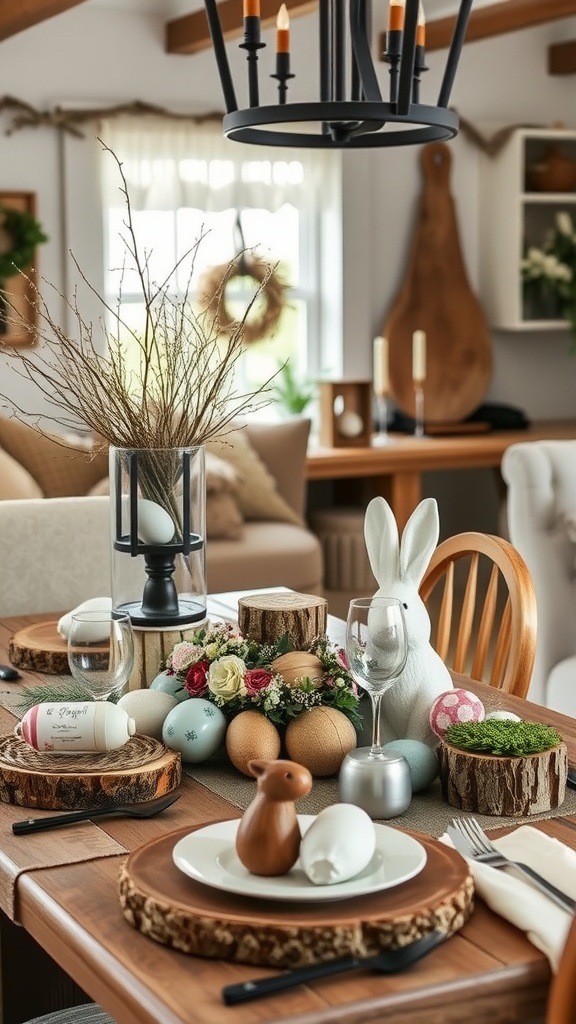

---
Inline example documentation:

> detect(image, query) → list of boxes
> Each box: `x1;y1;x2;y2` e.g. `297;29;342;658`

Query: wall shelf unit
479;127;576;332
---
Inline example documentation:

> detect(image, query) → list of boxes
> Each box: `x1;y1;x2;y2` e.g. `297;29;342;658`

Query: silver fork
448;817;576;915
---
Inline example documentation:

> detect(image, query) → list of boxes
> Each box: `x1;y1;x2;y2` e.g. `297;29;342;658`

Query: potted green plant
272;360;316;416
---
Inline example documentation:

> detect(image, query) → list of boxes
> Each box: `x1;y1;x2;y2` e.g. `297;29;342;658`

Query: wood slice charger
9;620;70;675
118;822;474;967
0;735;182;810
383;142;493;424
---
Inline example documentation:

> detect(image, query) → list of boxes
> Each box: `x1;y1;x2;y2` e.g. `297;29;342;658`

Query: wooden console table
306;419;576;530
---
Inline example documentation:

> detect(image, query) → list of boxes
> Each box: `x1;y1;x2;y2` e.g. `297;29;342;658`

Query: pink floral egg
429;689;485;739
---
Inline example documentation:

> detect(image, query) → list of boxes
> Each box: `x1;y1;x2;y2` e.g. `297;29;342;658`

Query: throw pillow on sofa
206;428;304;527
0;418;108;498
0;448;44;499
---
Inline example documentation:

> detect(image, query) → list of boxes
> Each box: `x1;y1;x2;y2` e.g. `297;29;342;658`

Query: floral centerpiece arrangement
164;621;362;730
521;211;576;337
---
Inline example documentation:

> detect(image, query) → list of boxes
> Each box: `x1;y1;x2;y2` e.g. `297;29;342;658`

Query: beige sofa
0;416;323;615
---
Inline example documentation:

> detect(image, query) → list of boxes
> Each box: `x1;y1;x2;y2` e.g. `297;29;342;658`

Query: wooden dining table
0;598;575;1024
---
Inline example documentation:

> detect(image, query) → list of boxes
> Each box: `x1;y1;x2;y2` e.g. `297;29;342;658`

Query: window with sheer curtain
99;117;339;399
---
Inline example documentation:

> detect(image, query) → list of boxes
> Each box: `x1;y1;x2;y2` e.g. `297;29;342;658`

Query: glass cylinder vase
109;446;206;629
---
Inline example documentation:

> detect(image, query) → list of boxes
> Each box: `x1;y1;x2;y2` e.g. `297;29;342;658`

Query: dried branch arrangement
0;143;274;454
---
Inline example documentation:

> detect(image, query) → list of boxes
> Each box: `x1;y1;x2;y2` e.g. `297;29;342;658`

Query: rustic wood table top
0;602;574;1024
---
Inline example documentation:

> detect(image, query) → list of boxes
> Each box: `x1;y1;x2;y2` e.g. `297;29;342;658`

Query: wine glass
67;610;135;701
345;596;408;757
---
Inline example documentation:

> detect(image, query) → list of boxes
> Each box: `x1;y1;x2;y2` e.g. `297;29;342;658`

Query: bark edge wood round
437;741;568;816
118;821;474;967
237;592;328;647
0;740;182;810
9;621;70;675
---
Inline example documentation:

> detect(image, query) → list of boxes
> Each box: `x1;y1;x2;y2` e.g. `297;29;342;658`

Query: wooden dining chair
419;531;537;698
546;915;576;1023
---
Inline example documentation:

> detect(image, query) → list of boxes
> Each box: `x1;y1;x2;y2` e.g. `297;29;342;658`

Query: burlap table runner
184;761;576;837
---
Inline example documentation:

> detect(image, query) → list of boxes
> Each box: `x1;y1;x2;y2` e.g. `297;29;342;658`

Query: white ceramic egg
137;499;175;545
149;670;189;703
484;710;522;723
57;597;112;639
162;698;227;762
337;410;364;439
299;803;376;885
383;739;439;792
117;690;178;740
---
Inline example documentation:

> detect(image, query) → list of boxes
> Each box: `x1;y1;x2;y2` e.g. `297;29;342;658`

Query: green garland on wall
0;204;48;281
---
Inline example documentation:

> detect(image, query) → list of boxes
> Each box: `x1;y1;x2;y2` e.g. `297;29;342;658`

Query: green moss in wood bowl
444;719;563;757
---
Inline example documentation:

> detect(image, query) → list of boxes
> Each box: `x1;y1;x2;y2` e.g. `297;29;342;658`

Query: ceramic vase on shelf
109;445;207;632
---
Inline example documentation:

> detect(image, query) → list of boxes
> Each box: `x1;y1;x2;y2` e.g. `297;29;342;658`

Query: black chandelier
202;0;474;148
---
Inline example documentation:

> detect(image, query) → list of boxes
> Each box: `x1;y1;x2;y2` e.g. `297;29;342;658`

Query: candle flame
277;3;289;29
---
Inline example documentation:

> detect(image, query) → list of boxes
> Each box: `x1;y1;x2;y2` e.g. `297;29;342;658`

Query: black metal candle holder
240;16;265;108
271;52;295;105
112;450;206;628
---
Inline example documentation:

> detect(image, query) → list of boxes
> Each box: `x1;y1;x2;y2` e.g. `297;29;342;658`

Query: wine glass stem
369;691;384;755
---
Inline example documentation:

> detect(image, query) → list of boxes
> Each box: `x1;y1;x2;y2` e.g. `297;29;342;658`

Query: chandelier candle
413;2;428;103
272;4;294;103
412;329;426;437
241;0;264;107
385;0;405;104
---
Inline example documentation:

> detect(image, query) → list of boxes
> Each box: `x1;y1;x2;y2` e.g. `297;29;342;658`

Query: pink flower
337;649;349;669
244;668;273;695
183;659;210;697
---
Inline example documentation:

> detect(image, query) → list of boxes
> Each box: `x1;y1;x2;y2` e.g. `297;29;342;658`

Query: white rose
208;655;247;702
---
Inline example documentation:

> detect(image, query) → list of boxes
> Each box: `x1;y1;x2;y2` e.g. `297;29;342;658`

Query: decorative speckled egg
225;711;282;776
162;698;227;762
383;739;439;792
117;689;178;740
149;670;189;703
485;710;522;723
429;689;485;739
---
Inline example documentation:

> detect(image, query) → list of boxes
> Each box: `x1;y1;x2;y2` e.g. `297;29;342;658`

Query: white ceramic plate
172;814;427;902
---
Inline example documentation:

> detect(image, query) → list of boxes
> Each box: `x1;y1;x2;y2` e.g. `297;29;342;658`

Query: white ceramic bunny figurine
363;495;453;747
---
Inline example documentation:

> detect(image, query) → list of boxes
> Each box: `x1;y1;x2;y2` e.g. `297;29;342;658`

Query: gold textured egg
285;707;357;777
225;710;282;776
270;651;325;688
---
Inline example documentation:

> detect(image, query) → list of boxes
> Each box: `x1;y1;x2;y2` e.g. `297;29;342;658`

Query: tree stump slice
0;734;182;810
130;624;205;690
9;622;70;675
118;823;474;968
237;593;328;648
437;741;568;816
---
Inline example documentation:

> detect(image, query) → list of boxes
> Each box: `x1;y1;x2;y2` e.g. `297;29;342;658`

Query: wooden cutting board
384;142;493;424
118;822;474;967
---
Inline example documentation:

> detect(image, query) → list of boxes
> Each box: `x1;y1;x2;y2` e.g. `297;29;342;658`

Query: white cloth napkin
441;825;576;971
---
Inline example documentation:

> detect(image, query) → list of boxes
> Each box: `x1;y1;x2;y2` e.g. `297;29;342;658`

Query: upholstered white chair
501;439;576;713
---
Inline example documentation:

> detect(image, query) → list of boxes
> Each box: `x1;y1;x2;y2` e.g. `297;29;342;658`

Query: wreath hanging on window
0;205;48;282
200;253;286;345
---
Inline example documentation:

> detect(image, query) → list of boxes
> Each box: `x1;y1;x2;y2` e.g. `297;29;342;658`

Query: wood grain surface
383;142;493;424
1;608;576;1024
9;620;69;674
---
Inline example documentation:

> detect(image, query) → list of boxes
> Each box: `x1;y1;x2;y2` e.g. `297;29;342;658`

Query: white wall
1;5;576;530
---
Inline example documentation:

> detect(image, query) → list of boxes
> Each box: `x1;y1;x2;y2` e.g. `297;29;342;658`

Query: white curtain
99;116;337;214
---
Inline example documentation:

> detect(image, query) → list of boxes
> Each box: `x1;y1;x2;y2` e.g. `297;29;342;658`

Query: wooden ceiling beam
423;0;576;53
166;0;316;55
0;0;86;42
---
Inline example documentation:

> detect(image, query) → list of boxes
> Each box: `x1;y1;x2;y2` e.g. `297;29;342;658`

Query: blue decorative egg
150;670;189;703
162;699;227;762
383;739;439;793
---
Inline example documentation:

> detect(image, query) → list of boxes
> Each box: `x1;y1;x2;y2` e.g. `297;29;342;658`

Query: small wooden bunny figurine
235;758;313;876
364;495;453;747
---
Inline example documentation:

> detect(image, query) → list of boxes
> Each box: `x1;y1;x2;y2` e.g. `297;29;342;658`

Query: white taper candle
412;330;426;382
373;336;389;396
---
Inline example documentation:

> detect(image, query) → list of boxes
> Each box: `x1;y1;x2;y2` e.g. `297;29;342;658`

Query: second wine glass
67;610;135;701
346;596;408;757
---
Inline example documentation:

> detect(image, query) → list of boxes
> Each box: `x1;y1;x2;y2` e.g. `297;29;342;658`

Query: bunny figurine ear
364;496;399;590
399;497;440;587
